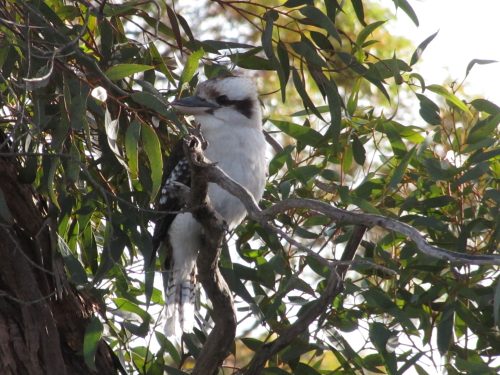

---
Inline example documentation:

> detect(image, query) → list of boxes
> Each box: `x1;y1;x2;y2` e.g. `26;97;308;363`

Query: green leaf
393;0;419;26
179;48;204;87
104;110;127;168
149;42;176;84
290;37;326;67
437;303;455;354
270;119;323;147
426;84;470;113
125;120;141;180
164;365;189;375
470;98;500;114
201;39;254;51
177;13;194;41
293;363;321;375
356;21;385;46
241;337;264;351
289;165;322;184
367;59;411;80
351;0;366;26
230;54;274;70
277;41;290;101
416;94;441;125
452;161;490;187
299;6;341;42
422;157;459;181
83;317;103;371
369;322;391;353
338;52;367;74
465;58;497;78
166;5;182;50
269;144;294;176
40;155;60;208
409;72;426;90
322;78;342;151
262;11;287;102
131;92;175;120
310;31;333;50
292;69;324;120
114;297;151;322
155;331;181;365
105;64;154;81
58;235;88;285
283;0;313;8
141;124;163;202
494;277;500;327
291;105;329;117
410;31;438;66
466;113;500;144
62;143;80;183
351;134;366;165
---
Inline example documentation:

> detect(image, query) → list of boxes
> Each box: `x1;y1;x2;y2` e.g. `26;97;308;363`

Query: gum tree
0;1;498;374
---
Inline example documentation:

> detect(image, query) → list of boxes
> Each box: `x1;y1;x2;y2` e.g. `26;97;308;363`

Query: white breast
203;122;267;228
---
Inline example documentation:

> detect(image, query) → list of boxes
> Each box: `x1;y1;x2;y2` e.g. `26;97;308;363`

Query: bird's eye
216;95;230;105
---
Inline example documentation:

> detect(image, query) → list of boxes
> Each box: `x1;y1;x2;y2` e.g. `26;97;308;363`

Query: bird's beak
171;95;220;112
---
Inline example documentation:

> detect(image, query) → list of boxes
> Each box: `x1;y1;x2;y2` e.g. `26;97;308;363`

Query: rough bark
0;157;120;375
183;136;238;375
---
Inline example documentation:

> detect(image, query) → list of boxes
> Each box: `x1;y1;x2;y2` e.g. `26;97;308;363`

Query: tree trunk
0;157;120;375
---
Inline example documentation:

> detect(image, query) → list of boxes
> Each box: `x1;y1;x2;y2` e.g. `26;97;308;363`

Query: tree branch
205;166;500;266
183;137;237;375
178;134;499;374
242;265;344;375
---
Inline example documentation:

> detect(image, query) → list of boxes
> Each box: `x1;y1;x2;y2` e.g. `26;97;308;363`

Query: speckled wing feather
152;139;190;267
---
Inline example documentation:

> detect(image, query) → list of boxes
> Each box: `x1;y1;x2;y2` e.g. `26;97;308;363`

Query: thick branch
183;137;237;375
204;166;500;266
242;265;344;374
180;135;499;374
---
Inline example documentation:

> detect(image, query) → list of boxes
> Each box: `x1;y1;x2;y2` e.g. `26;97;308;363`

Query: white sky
383;0;500;103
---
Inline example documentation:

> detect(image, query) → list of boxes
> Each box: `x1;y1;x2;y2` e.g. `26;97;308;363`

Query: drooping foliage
0;1;498;374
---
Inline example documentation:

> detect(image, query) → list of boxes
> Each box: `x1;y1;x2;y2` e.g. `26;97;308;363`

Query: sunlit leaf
141;123;163;201
125;120;141;180
270;119;323;147
105;64;154;81
426;84;470;113
179;48;204;86
83;317;103;371
357;21;385;46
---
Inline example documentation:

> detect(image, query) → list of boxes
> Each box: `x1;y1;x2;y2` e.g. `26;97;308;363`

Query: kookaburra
152;75;267;337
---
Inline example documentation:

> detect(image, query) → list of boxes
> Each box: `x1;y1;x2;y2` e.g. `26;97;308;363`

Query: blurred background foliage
0;0;498;374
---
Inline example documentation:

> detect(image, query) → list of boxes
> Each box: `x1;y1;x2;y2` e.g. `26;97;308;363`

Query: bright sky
383;0;500;104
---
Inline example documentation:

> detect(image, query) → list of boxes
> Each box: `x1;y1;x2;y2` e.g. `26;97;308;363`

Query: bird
152;75;267;338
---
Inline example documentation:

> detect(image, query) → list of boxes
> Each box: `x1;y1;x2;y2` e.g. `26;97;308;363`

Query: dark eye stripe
214;96;253;119
216;95;230;105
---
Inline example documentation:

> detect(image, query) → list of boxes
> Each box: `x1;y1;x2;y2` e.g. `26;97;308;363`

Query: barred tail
163;268;197;338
